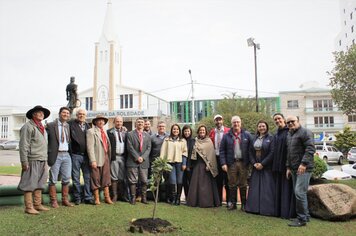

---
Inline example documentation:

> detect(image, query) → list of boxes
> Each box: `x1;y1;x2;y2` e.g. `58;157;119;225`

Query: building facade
335;0;356;51
279;86;356;142
0;107;27;141
170;97;280;124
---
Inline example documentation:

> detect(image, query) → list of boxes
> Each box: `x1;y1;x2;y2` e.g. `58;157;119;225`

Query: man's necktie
139;132;143;152
61;124;65;143
101;128;108;152
117;129;122;143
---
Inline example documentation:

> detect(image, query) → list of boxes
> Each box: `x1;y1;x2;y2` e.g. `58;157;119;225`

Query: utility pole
247;37;260;113
189;69;195;126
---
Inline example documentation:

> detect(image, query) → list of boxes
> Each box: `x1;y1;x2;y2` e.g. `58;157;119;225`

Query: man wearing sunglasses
285;116;315;227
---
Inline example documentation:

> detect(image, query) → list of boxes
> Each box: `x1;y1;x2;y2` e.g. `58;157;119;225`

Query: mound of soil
130;218;177;234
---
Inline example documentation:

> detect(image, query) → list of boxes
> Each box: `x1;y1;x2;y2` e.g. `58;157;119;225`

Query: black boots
239;187;247;212
141;184;148;204
228;187;237;210
175;184;183;205
129;185;136;205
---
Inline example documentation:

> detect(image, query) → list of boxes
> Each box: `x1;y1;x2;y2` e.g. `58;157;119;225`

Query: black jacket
219;128;253;167
272;126;289;172
286;126;315;171
68;119;90;156
107;128;127;161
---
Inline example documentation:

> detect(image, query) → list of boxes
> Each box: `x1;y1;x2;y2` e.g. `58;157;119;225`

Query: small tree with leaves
149;157;172;219
334;126;356;154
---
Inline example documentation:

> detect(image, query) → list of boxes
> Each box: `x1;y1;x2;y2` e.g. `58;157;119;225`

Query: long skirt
245;168;275;216
274;172;296;218
186;157;220;208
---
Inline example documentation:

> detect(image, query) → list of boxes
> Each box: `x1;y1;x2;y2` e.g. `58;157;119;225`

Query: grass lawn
0;202;355;236
0;166;21;176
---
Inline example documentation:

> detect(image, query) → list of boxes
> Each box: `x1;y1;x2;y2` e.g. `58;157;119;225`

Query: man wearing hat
18;105;51;215
86;114;113;205
209;114;230;206
47;106;73;208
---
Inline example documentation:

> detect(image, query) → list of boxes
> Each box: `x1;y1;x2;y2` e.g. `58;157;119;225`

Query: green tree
149;157;172;219
334;126;356;154
198;94;276;134
328;44;356;115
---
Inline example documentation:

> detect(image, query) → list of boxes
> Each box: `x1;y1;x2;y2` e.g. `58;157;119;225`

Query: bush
312;155;328;179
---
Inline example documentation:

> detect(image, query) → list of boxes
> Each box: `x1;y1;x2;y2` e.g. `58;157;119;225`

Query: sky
0;0;342;110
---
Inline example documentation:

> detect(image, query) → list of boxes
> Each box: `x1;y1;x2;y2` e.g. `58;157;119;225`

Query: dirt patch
129;218;177;234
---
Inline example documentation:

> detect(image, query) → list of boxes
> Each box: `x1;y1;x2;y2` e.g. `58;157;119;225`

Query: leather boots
33;189;49;211
49;185;59;208
24;192;39;215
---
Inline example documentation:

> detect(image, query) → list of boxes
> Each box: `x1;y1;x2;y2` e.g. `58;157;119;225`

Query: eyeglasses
286;120;296;125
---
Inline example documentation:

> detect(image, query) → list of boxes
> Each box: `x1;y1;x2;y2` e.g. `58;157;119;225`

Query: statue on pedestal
66;76;79;112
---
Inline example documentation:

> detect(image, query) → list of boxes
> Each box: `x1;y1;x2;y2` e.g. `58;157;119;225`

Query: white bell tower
93;0;122;111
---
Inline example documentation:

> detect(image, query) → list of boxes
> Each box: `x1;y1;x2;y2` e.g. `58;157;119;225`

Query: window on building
352;25;354;33
105;50;108;62
120;94;133;109
344;20;347;25
0;116;9;139
85;97;93;111
124;94;129;108
313;99;333;111
353;39;355;45
339;40;342;46
314;116;334;127
346;32;348;38
348;114;356;123
351;12;353;20
287;100;298;109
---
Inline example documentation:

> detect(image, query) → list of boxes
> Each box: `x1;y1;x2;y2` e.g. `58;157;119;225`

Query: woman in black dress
272;113;296;218
245;120;276;216
186;125;220;208
182;125;195;198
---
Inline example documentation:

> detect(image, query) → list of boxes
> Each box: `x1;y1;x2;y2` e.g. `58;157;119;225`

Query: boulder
308;183;356;221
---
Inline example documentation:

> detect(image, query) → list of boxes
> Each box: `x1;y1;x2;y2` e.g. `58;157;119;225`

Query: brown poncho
191;137;218;177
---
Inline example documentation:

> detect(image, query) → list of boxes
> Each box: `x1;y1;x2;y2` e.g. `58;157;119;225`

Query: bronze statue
66;76;78;111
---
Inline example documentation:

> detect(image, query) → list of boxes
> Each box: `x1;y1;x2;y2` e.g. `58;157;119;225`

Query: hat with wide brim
92;114;108;125
26;105;51;119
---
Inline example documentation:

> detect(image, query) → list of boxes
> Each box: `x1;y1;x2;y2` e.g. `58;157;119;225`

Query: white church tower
93;0;122;111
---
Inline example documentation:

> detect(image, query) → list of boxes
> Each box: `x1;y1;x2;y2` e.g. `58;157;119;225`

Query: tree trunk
152;179;160;219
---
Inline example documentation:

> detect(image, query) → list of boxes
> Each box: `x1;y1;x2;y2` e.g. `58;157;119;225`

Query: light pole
189;69;195;126
247;37;260;113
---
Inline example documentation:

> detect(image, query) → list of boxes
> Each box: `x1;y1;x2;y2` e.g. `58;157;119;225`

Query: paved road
0;150;21;166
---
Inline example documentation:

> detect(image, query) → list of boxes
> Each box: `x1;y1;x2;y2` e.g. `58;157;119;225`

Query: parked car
315;145;344;165
0;140;20;150
341;163;356;178
321;169;352;180
347;147;356;164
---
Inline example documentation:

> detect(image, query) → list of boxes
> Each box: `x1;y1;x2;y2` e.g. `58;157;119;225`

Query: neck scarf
33;119;44;135
191;137;218;177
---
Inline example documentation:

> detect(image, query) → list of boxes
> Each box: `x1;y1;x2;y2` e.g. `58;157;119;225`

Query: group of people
18;105;315;227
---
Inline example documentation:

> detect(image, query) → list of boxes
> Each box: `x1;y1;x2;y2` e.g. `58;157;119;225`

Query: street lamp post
247;37;260;113
188;69;195;126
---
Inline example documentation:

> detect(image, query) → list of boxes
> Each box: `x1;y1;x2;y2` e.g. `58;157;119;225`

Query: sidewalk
0;175;20;186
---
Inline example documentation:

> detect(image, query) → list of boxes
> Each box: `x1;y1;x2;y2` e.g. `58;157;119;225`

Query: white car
321;169;352;180
347;147;356;164
315;145;344;165
341;163;356;178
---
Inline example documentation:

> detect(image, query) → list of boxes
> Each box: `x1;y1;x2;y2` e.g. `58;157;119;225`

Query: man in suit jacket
47;107;74;208
126;117;151;204
86;115;113;205
68;108;94;205
107;115;127;202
